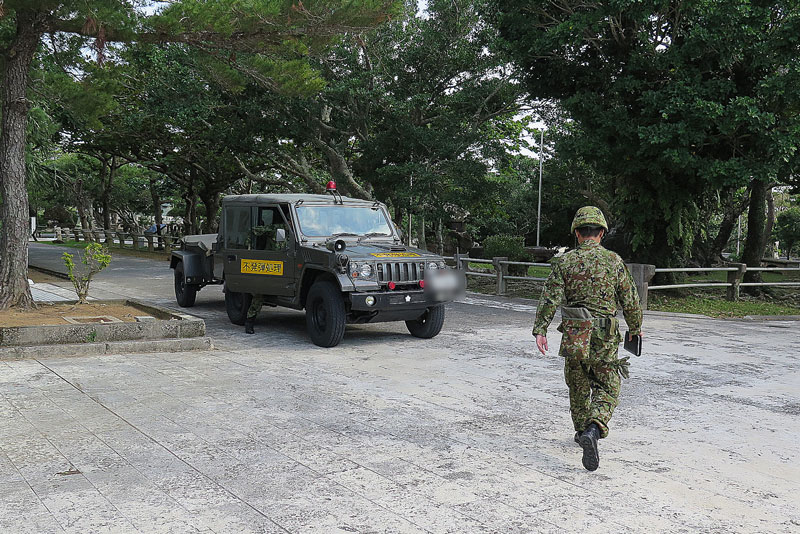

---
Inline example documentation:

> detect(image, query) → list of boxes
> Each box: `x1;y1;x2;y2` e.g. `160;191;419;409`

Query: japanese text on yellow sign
241;259;284;275
370;252;422;258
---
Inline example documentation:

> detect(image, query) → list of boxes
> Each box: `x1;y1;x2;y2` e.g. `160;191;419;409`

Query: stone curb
0;336;214;361
28;265;70;281
0;299;205;347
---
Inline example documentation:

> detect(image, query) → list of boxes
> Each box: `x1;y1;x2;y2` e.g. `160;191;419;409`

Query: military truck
170;185;461;347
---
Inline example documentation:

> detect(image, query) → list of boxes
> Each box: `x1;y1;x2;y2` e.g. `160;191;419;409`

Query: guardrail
34;227;182;254
648;264;800;302
445;255;799;310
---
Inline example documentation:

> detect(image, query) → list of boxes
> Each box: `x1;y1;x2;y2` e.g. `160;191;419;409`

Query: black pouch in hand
624;331;642;356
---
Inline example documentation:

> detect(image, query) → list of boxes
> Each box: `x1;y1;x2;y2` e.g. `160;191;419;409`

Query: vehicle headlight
349;262;374;278
437;261;447;269
427;262;439;270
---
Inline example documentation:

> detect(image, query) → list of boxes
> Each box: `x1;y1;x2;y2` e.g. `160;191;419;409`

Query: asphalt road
5;241;798;533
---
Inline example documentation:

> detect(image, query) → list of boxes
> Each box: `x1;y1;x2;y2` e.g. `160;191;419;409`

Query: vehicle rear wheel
305;281;346;347
225;287;252;325
174;262;198;307
406;305;445;339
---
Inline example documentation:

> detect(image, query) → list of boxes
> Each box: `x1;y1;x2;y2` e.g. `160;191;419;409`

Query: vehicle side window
225;207;251;249
252;207;287;251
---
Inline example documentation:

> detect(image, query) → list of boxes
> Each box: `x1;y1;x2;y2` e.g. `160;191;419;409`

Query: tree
776;207;800;258
0;0;398;309
488;0;800;267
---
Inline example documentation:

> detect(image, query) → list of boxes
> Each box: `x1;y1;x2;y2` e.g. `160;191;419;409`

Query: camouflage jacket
532;240;643;338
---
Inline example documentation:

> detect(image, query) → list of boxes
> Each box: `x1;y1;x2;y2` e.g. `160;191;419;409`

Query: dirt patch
28;268;65;283
0;302;151;327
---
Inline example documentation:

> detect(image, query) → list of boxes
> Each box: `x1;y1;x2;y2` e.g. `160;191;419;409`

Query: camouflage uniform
247;295;266;320
246;224;281;323
532;210;642;439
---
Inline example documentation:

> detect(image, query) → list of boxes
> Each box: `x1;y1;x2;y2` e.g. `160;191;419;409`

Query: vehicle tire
305;281;346;347
174;262;198;307
225;287;252;326
406;305;445;339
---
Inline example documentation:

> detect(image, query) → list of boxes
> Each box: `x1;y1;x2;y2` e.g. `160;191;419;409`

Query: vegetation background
1;0;799;311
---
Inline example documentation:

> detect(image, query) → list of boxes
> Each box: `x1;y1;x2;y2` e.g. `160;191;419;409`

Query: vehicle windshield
295;205;394;238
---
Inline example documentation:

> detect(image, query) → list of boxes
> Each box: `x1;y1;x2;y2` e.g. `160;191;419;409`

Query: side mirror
276;228;286;243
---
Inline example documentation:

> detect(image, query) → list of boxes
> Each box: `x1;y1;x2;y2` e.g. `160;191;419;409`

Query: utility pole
536;129;544;247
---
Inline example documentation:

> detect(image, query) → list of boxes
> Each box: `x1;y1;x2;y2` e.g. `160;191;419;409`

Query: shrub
62;243;112;304
43;205;76;227
483;235;530;275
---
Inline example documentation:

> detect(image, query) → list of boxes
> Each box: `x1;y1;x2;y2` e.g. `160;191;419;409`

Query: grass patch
648;294;800;317
464;271;800;317
41;240;171;261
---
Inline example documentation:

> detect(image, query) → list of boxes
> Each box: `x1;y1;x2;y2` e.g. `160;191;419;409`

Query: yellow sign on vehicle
241;259;284;275
371;252;422;258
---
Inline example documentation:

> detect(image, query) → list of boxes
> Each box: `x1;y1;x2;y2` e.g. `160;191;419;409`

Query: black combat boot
244;317;255;335
578;423;600;471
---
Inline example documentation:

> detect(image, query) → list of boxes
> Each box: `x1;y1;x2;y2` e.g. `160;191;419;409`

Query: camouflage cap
570;206;608;233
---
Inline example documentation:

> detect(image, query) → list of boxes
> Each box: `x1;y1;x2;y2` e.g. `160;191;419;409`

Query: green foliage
43;205;76;227
489;0;800;266
483;234;529;262
776;207;800;258
62;243;112;304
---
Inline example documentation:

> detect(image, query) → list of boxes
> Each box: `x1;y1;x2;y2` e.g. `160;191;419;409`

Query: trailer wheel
406;305;445;339
305;281;346;347
225;287;252;325
174;262;198;307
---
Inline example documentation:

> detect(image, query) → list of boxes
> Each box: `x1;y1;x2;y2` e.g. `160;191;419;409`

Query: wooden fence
34;227;182;254
445;254;800;310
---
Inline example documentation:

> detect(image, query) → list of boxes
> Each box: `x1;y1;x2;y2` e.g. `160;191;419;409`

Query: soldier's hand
535;334;548;355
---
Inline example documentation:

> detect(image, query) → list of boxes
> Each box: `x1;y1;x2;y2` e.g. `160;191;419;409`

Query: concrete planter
0;299;205;348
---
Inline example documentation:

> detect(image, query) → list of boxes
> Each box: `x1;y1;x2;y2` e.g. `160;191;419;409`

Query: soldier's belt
561;306;614;329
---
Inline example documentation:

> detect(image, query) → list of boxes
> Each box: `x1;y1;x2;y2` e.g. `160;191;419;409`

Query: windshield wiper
330;232;358;238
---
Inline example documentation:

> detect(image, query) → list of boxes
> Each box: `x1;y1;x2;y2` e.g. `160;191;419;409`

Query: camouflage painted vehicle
170;185;460;347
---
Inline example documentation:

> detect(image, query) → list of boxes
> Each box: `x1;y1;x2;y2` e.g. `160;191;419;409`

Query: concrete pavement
1;242;797;533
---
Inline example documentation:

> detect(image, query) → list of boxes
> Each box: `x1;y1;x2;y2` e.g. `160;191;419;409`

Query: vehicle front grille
377;262;423;283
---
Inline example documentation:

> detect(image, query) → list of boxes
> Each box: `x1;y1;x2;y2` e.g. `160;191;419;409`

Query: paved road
3;242;798;533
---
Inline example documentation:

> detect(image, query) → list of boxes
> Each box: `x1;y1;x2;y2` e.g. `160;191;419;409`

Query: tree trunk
436;218;444;255
763;187;775;257
99;157;112;230
149;177;163;226
707;188;750;264
184;170;199;235
0;12;41;310
199;189;221;233
416;215;427;250
742;179;770;286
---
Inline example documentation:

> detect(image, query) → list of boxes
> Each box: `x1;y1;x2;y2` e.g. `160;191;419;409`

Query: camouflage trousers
563;335;621;439
246;294;264;319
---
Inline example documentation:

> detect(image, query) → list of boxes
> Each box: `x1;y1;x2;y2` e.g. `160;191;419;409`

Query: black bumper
348;290;439;312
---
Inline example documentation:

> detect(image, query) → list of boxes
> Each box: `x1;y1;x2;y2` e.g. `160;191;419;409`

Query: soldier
244;296;262;334
532;206;643;471
244;218;279;334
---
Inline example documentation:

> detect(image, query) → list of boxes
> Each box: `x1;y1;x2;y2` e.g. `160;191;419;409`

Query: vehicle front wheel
305;281;346;347
174;262;198;307
406;305;445;339
225;287;253;326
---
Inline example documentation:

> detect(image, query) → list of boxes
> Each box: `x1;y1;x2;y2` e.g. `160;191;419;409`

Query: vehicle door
222;204;296;296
